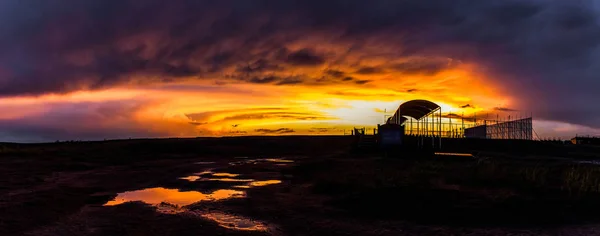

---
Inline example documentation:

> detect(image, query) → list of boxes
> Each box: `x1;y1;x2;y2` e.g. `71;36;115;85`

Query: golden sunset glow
0;60;514;139
1;0;599;142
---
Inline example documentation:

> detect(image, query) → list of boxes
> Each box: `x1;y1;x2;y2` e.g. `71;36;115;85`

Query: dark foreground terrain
2;136;600;235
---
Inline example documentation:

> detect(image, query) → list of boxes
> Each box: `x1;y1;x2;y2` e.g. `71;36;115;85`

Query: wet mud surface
2;137;600;235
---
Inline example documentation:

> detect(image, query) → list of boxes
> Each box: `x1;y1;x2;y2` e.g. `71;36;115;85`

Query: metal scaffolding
386;100;443;149
484;118;533;140
383;100;534;142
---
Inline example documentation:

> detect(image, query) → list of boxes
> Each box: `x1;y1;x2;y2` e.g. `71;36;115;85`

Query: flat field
2;136;600;236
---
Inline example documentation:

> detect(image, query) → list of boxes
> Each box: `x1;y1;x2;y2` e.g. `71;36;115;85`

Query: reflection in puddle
206;178;254;182
195;170;214;175
103;188;245;207
248;180;282;187
180;176;201;182
233;185;251;189
199;212;269;231
212;172;239;177
264;158;294;163
232;180;282;188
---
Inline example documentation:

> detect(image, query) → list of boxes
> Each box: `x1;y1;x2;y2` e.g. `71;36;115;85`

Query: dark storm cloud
390;60;452;75
494;107;519;112
355;66;384;75
236;59;283;73
238;74;355;86
189;122;208;126
185;108;288;122
354;80;371;85
285;48;325;66
248;76;280;84
185;108;332;125
222;112;330;122
276;76;304;85
0;0;599;127
325;69;345;78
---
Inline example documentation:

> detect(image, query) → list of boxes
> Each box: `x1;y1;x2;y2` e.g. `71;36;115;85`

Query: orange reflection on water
434;152;474;157
200;212;269;231
103;187;245;207
233;185;251;189
248;180;282;187
179;176;201;182
211;172;240;177
264;158;294;163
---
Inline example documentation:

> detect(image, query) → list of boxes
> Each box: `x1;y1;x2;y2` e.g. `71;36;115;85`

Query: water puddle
195;170;214;175
264;158;294;163
103;188;245;207
198;211;269;231
232;180;282;189
212;172;239;177
233;185;251;189
248;180;282;187
180;176;201;182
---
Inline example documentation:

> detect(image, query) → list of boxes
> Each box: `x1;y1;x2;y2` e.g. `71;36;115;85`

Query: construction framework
386;100;443;148
485;118;533;140
382;99;534;144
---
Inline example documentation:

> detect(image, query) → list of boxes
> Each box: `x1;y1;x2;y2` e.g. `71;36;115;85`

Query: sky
1;0;600;142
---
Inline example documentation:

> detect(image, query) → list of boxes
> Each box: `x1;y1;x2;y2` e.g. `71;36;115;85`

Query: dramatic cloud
391;59;454;75
0;100;170;142
285;49;325;66
185;108;333;125
0;0;599;141
254;128;295;134
325;69;345;78
494;107;519;112
355;67;384;75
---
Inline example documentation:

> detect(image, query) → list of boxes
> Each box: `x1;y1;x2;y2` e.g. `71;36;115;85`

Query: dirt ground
2;136;600;236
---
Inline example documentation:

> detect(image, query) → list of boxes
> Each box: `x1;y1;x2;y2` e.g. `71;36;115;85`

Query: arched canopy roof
387;99;440;125
399;100;440;120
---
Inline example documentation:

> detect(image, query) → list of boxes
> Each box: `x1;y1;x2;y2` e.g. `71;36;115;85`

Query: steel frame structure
484;118;533;140
383;100;534;142
387;100;443;149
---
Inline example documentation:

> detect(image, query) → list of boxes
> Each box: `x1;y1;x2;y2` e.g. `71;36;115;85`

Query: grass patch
293;156;600;226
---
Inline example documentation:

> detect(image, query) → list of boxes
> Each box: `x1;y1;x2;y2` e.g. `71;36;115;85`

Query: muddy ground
2;136;600;235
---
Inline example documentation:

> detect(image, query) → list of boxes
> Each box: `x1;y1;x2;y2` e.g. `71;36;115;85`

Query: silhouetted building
378;124;404;147
571;136;600;145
